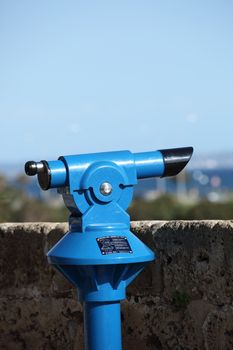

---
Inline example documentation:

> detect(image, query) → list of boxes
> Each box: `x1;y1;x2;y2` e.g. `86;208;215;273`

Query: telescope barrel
25;147;193;190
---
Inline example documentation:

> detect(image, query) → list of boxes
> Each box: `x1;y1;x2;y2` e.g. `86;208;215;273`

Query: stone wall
1;221;233;350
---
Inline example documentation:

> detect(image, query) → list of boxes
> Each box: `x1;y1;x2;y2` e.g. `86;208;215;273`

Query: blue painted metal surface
25;147;193;350
84;302;121;350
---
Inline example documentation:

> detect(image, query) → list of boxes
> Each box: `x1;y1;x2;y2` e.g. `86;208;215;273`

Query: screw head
100;182;113;196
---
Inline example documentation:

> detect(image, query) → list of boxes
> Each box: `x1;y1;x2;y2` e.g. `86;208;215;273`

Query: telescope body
25;146;193;350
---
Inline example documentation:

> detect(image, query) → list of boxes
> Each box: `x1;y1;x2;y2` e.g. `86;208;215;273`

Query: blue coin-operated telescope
25;147;193;350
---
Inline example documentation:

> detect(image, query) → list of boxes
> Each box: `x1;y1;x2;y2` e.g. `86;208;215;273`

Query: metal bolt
100;182;113;196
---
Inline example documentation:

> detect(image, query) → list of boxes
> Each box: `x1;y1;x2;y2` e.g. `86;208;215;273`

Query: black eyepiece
25;161;38;176
159;147;193;177
24;160;51;190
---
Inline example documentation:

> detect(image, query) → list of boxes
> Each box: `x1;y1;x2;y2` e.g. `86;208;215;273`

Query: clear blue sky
0;0;233;163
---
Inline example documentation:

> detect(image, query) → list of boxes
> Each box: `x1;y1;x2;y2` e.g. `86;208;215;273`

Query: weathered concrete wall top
1;221;233;350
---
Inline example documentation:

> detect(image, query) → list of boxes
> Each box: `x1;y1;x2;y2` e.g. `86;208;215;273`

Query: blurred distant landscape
0;152;233;222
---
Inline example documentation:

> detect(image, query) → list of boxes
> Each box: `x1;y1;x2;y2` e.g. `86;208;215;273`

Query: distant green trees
0;174;233;222
129;195;233;220
0;175;68;222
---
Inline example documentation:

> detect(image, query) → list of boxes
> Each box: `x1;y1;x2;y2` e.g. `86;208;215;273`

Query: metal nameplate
96;236;133;255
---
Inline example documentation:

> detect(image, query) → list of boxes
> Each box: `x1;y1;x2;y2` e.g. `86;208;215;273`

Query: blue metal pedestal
48;227;154;350
84;302;122;350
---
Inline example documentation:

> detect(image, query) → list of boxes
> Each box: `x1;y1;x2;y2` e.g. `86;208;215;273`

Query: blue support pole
84;301;122;350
